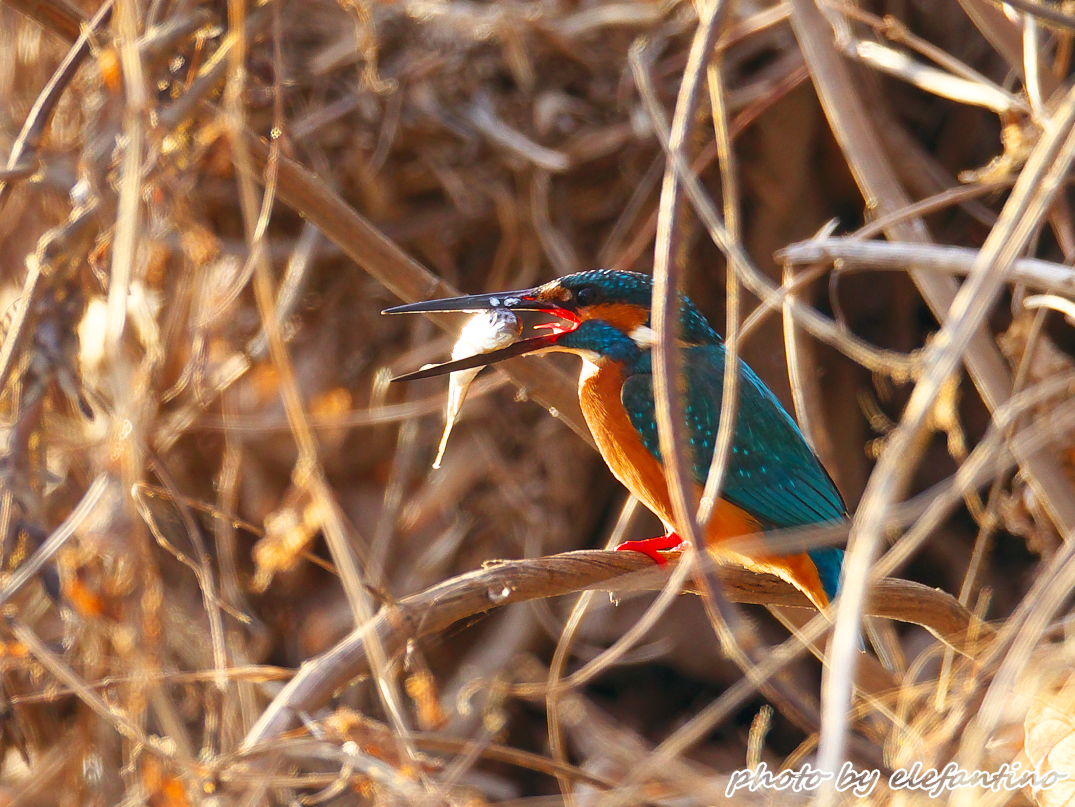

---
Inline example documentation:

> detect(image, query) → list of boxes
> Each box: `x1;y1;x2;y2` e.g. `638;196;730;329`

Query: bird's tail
769;550;836;610
807;546;845;604
711;541;840;611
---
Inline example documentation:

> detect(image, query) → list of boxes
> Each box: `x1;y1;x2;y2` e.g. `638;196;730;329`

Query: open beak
382;287;579;382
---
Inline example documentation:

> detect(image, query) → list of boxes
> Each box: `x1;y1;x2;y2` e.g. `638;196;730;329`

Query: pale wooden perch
242;549;991;748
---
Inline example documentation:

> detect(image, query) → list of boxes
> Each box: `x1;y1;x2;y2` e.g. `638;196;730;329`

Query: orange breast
577;359;830;608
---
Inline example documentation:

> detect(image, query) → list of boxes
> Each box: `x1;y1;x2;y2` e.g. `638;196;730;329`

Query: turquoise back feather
623;347;846;599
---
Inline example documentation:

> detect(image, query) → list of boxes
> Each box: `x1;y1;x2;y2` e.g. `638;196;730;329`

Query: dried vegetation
2;0;1075;804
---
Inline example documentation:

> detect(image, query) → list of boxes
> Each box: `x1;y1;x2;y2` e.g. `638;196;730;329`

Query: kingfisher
384;270;846;609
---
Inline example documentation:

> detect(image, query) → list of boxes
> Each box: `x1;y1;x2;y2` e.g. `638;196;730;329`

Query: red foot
615;533;687;566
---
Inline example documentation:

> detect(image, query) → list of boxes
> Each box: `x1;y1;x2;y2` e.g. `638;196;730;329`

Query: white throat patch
629;325;657;348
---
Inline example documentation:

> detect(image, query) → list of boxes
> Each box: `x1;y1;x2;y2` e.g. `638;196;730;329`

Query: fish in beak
382;287;580;382
429;308;521;468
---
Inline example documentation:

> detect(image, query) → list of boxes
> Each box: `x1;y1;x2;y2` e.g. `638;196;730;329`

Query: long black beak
382;288;562;315
383;287;577;382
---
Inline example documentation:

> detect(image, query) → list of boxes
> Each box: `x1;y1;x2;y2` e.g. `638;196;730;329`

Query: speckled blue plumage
556;273;847;600
557;270;720;345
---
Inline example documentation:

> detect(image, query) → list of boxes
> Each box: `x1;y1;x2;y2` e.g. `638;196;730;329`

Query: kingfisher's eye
575;285;599;306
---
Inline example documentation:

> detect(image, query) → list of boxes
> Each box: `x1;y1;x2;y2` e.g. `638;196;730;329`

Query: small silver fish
431;308;522;469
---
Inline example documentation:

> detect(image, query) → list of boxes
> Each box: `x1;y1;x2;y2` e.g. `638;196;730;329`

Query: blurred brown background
0;0;1072;803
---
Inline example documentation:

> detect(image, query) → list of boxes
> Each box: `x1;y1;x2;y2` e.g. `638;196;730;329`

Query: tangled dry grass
2;0;1075;804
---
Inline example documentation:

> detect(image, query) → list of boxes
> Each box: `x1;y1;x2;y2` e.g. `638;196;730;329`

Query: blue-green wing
620;346;846;529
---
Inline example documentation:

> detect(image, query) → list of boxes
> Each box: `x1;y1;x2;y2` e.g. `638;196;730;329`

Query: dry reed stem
0;0;113;211
641;3;847;775
642;0;787;741
543;497;638;805
983;0;1075;32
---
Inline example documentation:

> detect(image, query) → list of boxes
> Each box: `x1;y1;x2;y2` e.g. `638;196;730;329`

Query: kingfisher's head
383;269;719;381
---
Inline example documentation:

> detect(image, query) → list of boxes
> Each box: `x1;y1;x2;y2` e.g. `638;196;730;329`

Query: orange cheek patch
584;303;648;332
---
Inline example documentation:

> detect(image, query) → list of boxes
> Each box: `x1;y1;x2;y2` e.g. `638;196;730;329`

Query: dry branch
242;549;989;748
779;238;1075;295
